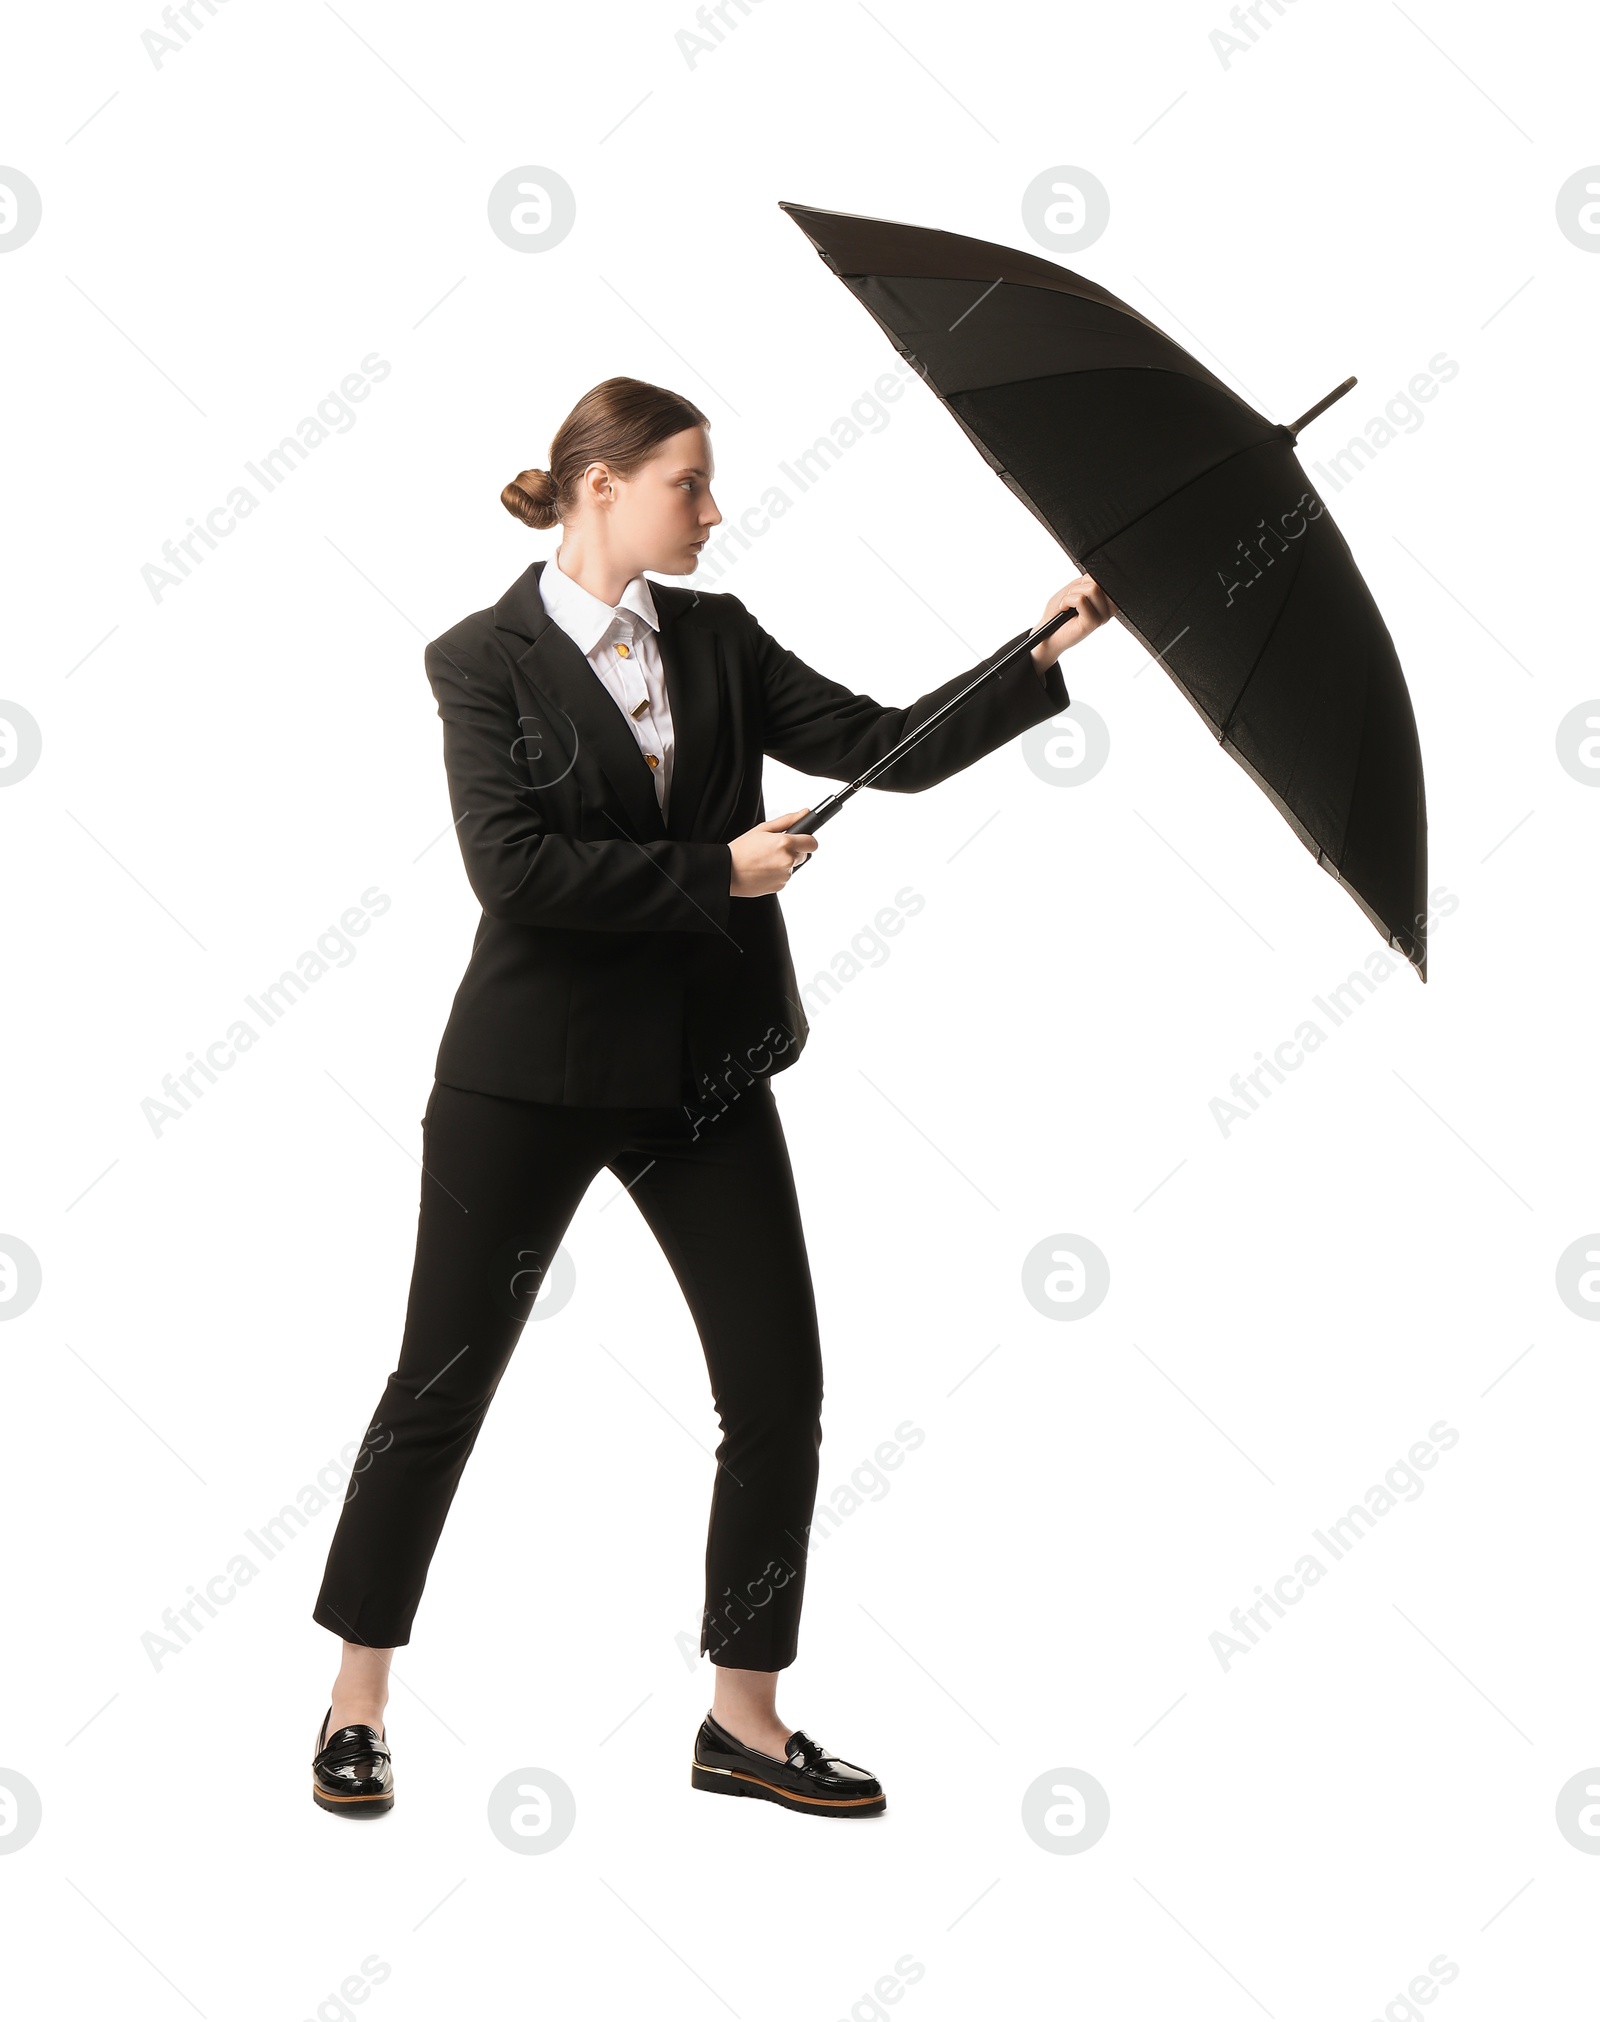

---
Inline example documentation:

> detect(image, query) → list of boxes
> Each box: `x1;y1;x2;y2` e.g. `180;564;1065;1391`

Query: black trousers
313;1074;823;1670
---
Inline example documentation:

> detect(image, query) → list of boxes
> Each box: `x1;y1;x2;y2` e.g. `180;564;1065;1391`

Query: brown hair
502;376;710;531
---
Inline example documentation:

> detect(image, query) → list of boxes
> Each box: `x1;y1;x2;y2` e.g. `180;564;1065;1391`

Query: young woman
309;375;1113;1821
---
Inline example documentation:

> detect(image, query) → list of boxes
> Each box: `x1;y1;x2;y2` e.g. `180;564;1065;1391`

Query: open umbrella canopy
779;200;1429;979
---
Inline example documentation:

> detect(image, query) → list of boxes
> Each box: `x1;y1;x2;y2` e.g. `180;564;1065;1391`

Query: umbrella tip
1286;375;1358;439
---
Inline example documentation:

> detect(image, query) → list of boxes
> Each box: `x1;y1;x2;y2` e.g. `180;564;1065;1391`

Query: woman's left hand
1031;575;1116;675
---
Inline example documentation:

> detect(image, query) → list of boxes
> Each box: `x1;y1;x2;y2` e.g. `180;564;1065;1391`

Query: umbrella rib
1072;428;1291;570
1211;527;1365;874
929;274;1252;407
1213;528;1312;754
946;358;1259;462
1116;507;1325;829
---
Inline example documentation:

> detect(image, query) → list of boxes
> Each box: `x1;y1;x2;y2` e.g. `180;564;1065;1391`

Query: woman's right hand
728;809;818;896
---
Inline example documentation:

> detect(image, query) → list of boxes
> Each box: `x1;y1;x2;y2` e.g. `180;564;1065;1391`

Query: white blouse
538;545;675;818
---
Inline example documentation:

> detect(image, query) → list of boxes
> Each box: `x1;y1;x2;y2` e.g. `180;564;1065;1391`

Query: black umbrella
777;199;1429;980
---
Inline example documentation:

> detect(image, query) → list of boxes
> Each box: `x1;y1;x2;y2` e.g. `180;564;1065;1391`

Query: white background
2;1;1597;2016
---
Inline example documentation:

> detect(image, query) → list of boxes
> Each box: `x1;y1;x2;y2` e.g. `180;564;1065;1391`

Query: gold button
646;752;659;769
615;641;631;658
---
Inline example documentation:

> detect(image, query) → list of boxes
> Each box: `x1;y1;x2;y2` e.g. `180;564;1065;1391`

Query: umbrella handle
785;606;1076;870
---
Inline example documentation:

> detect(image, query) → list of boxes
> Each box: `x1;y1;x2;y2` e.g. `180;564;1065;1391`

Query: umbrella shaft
786;606;1075;860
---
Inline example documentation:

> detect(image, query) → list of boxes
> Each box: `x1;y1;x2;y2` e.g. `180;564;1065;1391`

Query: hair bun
501;466;560;531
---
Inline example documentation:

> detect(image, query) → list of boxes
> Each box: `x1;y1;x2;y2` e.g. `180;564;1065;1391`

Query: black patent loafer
312;1708;394;1817
691;1711;885;1817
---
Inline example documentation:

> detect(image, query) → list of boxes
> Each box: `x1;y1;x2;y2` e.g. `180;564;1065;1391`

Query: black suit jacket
424;557;1069;1108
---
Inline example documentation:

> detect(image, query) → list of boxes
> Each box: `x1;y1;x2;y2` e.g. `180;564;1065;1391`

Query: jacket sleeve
425;638;733;934
729;596;1070;791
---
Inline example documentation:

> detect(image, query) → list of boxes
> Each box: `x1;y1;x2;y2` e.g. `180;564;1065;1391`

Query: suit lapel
492;558;718;844
658;590;720;842
518;621;667;841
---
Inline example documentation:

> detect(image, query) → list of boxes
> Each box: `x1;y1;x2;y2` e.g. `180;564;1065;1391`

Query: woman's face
604;424;722;573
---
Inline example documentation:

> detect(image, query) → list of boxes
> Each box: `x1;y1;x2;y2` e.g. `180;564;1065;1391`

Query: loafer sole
311;1783;394;1817
691;1761;885;1816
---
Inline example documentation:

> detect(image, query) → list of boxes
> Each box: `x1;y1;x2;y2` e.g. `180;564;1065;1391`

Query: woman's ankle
325;1640;394;1737
326;1687;388;1736
712;1706;792;1755
709;1667;789;1754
